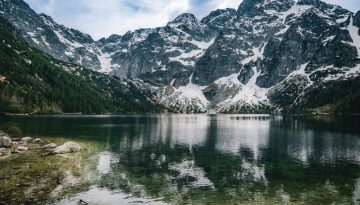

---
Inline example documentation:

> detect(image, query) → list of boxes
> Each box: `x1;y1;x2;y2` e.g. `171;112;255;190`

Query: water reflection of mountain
2;115;360;204
110;115;360;165
95;115;360;204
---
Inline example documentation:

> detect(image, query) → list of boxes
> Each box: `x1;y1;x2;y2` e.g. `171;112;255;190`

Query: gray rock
0;148;10;156
54;142;81;154
33;138;43;144
21;137;33;142
42;143;58;149
16;146;28;152
0;136;12;148
11;150;21;154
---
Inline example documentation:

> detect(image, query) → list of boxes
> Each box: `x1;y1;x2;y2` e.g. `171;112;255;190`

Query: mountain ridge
0;0;359;114
0;15;163;114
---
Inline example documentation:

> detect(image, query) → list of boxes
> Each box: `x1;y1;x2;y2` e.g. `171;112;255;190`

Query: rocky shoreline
0;131;82;158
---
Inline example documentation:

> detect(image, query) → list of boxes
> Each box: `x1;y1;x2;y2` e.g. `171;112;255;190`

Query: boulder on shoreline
33;138;43;144
16;146;28;152
0;148;8;155
21;137;33;143
42;143;58;149
54;142;81;154
0;136;12;148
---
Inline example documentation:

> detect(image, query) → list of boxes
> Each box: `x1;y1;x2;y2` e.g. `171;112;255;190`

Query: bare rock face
54;142;81;154
0;135;12;148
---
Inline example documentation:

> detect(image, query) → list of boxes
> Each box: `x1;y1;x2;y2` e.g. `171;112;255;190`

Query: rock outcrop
42;143;58;149
0;132;12;148
54;142;81;154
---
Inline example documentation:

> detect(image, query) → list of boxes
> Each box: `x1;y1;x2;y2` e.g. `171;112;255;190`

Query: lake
0;114;359;205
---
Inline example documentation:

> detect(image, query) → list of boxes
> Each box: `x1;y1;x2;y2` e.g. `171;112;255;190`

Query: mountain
0;16;163;114
1;0;359;114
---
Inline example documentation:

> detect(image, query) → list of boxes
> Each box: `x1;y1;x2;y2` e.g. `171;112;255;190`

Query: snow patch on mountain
160;75;209;113
98;52;113;73
230;68;268;106
53;30;83;49
177;83;209;106
241;46;265;65
214;73;241;88
168;38;215;66
276;5;312;21
347;17;360;57
216;68;269;112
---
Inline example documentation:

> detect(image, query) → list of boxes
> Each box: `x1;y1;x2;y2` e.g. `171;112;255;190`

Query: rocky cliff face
0;0;105;71
1;0;359;113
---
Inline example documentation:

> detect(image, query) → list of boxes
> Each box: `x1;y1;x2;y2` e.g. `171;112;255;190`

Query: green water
0;114;360;205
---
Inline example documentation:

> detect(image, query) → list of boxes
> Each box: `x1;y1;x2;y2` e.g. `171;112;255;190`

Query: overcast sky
24;0;360;40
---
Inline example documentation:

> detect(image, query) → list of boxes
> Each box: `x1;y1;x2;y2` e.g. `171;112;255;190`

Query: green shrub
1;122;22;136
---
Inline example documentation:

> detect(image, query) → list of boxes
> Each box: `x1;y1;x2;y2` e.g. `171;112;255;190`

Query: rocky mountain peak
98;34;122;45
237;0;268;13
168;13;202;29
238;0;296;15
201;8;236;28
297;0;322;7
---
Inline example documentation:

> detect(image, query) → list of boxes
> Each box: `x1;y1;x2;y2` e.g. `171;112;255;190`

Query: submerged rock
33;138;43;144
54;142;81;154
0;136;12;148
42;143;58;149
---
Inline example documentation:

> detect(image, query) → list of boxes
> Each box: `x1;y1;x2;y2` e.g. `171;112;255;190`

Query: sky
24;0;360;40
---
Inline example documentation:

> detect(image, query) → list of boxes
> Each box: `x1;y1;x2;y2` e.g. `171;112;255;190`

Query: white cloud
24;0;240;39
25;0;193;39
23;0;360;40
211;0;242;10
25;0;55;14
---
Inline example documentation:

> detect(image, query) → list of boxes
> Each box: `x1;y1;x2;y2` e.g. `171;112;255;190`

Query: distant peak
170;13;197;23
297;0;322;7
168;13;200;28
207;8;237;17
201;8;237;25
